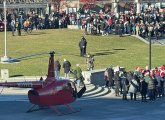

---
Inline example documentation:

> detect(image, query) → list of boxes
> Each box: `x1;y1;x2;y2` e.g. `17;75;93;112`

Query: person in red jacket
108;17;113;34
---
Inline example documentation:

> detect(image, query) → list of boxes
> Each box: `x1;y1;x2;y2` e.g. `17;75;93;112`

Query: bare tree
48;0;72;12
80;0;96;9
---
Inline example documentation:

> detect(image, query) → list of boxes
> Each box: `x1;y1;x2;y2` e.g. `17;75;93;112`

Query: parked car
0;21;4;32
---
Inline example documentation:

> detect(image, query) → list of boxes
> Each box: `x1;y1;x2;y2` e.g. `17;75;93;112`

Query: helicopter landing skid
26;104;48;113
50;104;81;116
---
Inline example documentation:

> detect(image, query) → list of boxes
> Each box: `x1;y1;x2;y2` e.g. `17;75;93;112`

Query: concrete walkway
133;35;165;46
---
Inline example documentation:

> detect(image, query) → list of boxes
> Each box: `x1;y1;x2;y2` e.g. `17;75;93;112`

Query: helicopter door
66;82;77;98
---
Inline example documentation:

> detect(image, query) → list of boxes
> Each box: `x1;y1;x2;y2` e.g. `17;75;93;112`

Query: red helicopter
0;51;86;115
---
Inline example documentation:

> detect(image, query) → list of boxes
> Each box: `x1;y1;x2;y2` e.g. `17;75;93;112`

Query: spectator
128;75;139;101
143;66;150;82
73;64;84;88
63;59;71;79
108;65;114;89
86;53;94;71
54;59;61;80
23;19;30;33
118;21;124;37
114;71;120;97
17;21;21;36
140;77;148;102
121;71;129;100
79;36;87;57
11;19;15;36
147;76;156;101
104;68;110;87
154;67;162;98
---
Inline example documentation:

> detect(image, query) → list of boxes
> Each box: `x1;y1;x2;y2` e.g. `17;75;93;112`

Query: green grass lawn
0;29;165;77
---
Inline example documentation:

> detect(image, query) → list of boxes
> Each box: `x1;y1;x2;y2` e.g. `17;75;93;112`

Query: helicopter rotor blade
2;51;62;63
17;51;61;60
15;52;50;60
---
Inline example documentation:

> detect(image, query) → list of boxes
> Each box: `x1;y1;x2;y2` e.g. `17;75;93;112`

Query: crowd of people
54;58;85;88
104;65;165;102
54;54;165;103
0;3;165;102
0;4;164;39
80;6;165;40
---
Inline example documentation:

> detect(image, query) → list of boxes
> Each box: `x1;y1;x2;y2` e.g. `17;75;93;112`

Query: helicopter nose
28;90;40;105
28;90;38;96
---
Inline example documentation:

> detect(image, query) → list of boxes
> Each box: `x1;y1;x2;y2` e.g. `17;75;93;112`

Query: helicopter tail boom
0;81;43;89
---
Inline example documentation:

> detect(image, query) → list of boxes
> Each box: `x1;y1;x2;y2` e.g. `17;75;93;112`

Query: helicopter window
63;84;69;90
63;83;73;90
54;86;62;91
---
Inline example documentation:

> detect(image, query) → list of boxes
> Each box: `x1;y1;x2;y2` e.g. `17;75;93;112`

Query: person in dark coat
104;68;110;87
79;36;87;56
147;76;156;101
63;59;71;79
118;21;124;37
108;66;114;89
140;77;148;102
121;71;129;100
114;71;120;96
17;21;22;36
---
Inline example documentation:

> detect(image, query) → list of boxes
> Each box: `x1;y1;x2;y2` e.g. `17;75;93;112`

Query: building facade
0;0;164;16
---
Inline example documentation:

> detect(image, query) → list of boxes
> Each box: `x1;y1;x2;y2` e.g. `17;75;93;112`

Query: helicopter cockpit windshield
63;81;77;98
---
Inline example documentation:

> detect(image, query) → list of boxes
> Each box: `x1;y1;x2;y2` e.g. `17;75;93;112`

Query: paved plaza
0;83;165;120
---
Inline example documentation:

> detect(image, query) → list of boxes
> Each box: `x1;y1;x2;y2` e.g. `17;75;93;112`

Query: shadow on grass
62;49;126;57
93;51;115;56
30;32;47;35
66;51;114;57
90;48;126;56
21;32;47;36
10;75;24;77
113;48;126;51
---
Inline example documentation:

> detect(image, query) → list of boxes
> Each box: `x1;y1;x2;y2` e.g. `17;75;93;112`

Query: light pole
135;0;141;14
77;0;80;28
1;0;16;63
78;0;80;10
113;0;119;18
149;32;152;70
1;0;9;62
